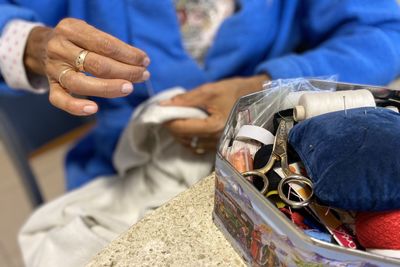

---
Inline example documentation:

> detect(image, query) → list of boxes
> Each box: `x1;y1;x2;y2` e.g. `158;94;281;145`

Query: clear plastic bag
221;77;335;159
235;77;336;132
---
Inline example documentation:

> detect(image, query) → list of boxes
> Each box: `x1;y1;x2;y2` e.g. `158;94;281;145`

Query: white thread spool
236;125;275;145
281;91;316;110
385;106;399;113
293;89;376;121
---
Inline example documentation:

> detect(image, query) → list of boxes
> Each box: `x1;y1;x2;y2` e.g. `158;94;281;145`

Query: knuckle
98;38;119;57
42;50;51;65
56;18;83;33
131;52;143;64
67;73;76;86
128;68;143;81
65;72;78;88
46;38;60;55
57;37;68;51
87;58;110;76
59;18;75;26
101;83;111;98
43;60;53;74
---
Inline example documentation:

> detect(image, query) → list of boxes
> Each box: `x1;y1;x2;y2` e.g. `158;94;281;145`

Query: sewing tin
213;80;400;267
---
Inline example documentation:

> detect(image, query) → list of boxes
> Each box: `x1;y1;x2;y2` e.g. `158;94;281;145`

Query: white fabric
19;88;215;267
0;20;48;92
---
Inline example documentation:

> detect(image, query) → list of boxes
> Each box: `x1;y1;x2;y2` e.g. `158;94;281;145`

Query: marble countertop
86;174;246;267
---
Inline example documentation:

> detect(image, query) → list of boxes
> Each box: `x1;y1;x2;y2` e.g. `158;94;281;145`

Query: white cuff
0;20;48;93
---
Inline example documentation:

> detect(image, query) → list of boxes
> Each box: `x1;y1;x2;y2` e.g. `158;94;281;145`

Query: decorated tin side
213;79;400;267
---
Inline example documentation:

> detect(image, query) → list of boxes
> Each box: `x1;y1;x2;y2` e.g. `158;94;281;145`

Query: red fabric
279;208;309;230
356;211;400;249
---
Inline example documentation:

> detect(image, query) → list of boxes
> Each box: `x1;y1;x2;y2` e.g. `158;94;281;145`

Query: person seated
1;1;400;190
2;1;400;266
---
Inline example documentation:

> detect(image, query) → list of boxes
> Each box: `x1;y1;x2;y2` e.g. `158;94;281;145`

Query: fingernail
83;105;97;114
143;57;150;67
121;83;133;94
142;70;150;80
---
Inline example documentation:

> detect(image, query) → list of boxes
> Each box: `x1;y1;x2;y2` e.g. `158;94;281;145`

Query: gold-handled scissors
242;119;314;208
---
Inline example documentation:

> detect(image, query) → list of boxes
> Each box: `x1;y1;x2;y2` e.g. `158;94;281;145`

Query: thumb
159;89;206;107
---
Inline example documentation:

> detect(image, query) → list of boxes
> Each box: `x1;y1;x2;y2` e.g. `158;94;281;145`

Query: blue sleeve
256;0;400;85
0;3;39;31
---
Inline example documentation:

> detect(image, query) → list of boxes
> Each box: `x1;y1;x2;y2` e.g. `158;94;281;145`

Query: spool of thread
355;211;400;258
293;89;376;121
385;106;399;113
280;91;322;111
236;125;274;145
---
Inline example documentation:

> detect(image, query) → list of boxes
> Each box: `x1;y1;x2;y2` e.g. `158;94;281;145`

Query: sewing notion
214;78;400;266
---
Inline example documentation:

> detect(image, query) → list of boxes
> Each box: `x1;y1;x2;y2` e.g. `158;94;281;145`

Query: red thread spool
356;210;400;250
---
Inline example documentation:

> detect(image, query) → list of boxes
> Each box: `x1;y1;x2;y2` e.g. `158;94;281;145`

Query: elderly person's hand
162;74;269;154
24;18;150;115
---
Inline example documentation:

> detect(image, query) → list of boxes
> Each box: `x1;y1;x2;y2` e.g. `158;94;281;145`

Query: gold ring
58;68;74;88
75;50;89;72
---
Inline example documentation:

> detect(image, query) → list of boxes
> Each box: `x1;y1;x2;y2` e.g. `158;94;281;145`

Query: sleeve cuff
255;54;314;80
0;20;48;93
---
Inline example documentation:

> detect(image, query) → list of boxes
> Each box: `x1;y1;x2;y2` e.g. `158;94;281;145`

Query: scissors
242;119;314;208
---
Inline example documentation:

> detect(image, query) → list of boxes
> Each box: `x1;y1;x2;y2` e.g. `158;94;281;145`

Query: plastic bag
220;77;335;160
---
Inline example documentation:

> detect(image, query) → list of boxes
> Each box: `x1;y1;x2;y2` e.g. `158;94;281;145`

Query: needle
145;79;155;97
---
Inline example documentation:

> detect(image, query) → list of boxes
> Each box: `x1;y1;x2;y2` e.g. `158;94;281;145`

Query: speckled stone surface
86;174;247;267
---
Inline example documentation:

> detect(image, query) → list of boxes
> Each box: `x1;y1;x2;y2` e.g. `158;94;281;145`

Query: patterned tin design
213;165;387;267
212;81;400;266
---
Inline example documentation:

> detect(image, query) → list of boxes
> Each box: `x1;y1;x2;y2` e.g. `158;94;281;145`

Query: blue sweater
1;0;400;189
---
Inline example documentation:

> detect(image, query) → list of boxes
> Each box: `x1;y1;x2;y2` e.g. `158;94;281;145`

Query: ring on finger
75;50;90;72
58;68;74;88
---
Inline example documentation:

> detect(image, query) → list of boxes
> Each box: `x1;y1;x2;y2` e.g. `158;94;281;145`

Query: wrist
237;73;270;97
24;26;52;76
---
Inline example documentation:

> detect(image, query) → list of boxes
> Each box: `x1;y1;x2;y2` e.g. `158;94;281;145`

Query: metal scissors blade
242;119;314;208
242;119;292;194
271;119;293;163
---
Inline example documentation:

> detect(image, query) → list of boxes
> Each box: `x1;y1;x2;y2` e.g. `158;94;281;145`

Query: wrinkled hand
24;18;150;115
162;75;269;154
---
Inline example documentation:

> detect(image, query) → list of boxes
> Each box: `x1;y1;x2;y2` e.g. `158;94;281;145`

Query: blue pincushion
288;107;400;211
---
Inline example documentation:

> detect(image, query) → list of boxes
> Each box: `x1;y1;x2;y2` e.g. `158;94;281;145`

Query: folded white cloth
19;88;215;267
